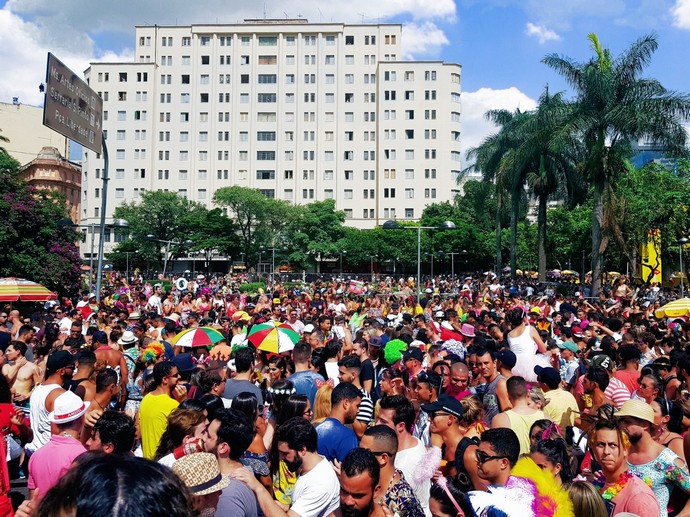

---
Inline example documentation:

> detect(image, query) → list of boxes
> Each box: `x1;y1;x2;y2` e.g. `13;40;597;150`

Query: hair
378;395;416;433
199;394;225;422
233;347;255;373
588;419;630;453
312;384;333;424
459;396;483;427
338;354;362;370
36;452;195;517
178;399;205;412
278;394;309;426
292;342;311;364
268;379;295;414
529;419;555;441
363;425;398;457
9;340;27;357
506;376;528;400
96;369;119;393
276;416;318;453
216;408;255;460
153;409;206;461
268;356;287;374
585;367;610;392
506;307;526;327
481;428;520;467
331;382;362;407
152;361;174;388
531;438;573;483
528;386;547;409
231;391;259;423
341;448;380;489
566;481;608;517
92;412;135;455
198;369;223;394
77;350;97;367
430;477;474;517
18;325;34;338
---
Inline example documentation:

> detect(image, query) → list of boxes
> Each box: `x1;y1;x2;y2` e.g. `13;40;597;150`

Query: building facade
81;20;462;256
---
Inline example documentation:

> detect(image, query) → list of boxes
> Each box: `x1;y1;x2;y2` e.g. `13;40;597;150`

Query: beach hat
49;390;90;424
118;331;138;346
172;452;230;496
616;399;655;425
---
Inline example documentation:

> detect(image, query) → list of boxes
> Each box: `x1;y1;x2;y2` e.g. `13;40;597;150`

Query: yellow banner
640;229;662;283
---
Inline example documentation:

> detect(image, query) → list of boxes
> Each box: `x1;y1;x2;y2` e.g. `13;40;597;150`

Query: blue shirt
316;417;359;463
290;370;324;407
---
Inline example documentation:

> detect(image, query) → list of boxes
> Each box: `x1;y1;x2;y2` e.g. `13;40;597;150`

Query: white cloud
401;21;450;59
672;0;690;27
525;22;561;44
460;87;538;159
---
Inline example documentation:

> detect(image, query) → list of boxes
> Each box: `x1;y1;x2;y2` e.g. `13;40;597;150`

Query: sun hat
460;323;476;338
49;390;90;424
118;330;138;346
172;452;230;496
616;399;655;425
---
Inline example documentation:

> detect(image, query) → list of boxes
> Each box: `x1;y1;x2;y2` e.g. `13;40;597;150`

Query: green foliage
285;200;346;269
0;151;82;295
239;282;267;294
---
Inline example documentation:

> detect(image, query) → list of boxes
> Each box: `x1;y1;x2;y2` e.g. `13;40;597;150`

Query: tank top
483;374;504;425
26;383;62;452
505;409;546;454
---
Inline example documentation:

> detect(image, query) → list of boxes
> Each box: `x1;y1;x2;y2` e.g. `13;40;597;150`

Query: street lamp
676;237;689;297
339;250;347;274
146;235;194;277
370;254;378;283
383;220;457;302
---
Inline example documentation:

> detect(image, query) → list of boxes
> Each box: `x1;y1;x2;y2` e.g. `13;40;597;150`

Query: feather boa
414;446;442;485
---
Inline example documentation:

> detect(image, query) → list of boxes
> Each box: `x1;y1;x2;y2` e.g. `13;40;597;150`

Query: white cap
303;324;315;333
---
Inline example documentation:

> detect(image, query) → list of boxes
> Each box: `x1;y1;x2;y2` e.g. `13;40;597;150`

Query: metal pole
125;252;130;281
451;252;455;279
681;246;684;298
89;224;95;290
417;226;421;304
163;242;170;277
95;134;109;303
371;256;374;283
272;247;275;290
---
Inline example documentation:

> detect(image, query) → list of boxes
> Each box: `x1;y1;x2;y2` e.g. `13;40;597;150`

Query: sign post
43;53;109;302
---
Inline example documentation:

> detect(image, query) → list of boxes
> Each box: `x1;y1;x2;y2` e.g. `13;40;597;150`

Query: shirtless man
2;341;41;404
94;338;129;410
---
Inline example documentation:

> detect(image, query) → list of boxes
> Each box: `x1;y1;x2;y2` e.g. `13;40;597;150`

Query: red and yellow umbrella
247;320;299;354
231;310;250;322
170;326;226;348
0;277;57;302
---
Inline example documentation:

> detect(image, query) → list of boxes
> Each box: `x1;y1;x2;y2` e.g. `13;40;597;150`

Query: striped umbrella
0;277;57;302
170;326;226;348
655;298;690;319
247;320;299;354
231;310;250;322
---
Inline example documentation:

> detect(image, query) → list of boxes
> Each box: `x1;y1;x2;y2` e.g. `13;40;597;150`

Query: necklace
593;471;651;500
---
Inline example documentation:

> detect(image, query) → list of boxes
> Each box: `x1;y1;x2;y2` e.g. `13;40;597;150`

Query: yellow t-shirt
139;392;179;459
506;409;546;455
543;388;579;430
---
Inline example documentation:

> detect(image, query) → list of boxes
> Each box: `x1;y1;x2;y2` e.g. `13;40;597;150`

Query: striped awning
0;277;58;302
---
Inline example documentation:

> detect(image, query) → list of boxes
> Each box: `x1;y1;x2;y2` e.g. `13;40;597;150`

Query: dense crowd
0;271;688;516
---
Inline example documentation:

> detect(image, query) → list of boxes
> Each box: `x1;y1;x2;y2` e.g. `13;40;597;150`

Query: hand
173;384;188;402
10;407;24;427
432;469;443;483
229;466;261;492
16;492;39;517
13;392;29;403
331;458;342;477
16;356;27;368
84;409;103;429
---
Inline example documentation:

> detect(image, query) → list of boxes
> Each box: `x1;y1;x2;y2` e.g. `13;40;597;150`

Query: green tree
543;33;690;295
0;151;82;295
286;200;346;270
184;208;239;274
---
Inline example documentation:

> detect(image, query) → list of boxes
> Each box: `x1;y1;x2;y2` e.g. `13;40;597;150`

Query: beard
341;501;373;517
284;456;303;473
627;431;643;444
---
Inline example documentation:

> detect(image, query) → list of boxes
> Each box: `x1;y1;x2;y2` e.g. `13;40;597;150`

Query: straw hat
172;452;230;496
616;399;655;425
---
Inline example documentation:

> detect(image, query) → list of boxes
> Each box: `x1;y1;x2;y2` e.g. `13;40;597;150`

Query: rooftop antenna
357;13;366;23
284;11;289;19
263;3;266;19
317;7;323;22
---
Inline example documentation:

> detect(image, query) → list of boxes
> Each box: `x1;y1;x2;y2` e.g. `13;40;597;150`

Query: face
433;365;451;388
339;367;356;384
166;367;181;387
197;419;220;454
591;429;627;473
637;377;658;401
302;401;313;421
269;363;283;381
86;429;110;453
6;345;19;361
428;411;454;434
530;427;545;447
414;382;434;403
344;397;362;424
375;408;397;431
352;342;365;358
449;369;469;392
529;451;561;480
477;353;496;379
618;416;648;444
340;472;377;517
475;441;508;483
278;441;303;473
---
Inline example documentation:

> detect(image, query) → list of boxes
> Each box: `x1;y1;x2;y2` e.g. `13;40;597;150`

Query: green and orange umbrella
247;320;299;354
0;277;57;302
171;326;226;348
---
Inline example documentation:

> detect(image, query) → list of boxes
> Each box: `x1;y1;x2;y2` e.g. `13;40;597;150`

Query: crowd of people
0;271;687;516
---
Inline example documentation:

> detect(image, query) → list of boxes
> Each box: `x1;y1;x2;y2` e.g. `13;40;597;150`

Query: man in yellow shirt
534;365;578;431
139;361;187;459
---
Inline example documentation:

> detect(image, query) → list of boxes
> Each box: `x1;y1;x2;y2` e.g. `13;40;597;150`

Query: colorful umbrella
231;310;250;322
655;298;690;319
171;326;226;348
0;277;57;302
247;320;299;354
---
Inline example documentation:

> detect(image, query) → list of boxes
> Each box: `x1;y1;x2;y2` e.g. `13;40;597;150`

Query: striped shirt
357;388;374;425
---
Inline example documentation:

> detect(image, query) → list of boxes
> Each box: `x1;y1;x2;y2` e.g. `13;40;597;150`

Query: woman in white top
506;307;549;382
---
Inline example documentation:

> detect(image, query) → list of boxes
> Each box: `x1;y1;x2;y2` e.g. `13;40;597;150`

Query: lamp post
146;235;194;277
370;254;377;283
261;246;279;290
676;237;689;297
340;250;347;274
383;220;456;303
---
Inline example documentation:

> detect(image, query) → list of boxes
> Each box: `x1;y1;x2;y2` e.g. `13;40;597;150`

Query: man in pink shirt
28;390;88;500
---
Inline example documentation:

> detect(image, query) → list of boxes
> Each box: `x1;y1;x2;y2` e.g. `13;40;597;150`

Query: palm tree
543;33;690;296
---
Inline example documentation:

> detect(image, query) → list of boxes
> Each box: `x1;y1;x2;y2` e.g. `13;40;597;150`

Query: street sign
43;52;103;153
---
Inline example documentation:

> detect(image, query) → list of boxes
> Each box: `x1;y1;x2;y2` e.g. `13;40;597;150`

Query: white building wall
81;20;461;255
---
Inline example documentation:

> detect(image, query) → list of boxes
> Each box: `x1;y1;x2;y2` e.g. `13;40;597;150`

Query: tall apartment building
81;19;462;258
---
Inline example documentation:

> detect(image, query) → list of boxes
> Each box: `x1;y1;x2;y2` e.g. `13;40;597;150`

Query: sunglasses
475;450;507;465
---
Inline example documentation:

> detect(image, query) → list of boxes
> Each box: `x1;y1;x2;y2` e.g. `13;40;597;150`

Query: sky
2;0;690;156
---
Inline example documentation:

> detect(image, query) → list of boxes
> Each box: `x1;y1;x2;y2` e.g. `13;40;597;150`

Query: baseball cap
534;366;561;388
368;336;383;348
92;330;108;345
587;354;614;372
46;350;76;372
496;349;517;369
402;347;424;363
421;394;464;419
303;324;315;334
557;340;579;354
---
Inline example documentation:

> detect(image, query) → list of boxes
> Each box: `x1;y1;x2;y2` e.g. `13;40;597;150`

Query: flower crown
268;386;296;396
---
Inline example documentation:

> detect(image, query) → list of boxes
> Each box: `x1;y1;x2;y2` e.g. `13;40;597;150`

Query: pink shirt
28;435;86;496
610;475;660;516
